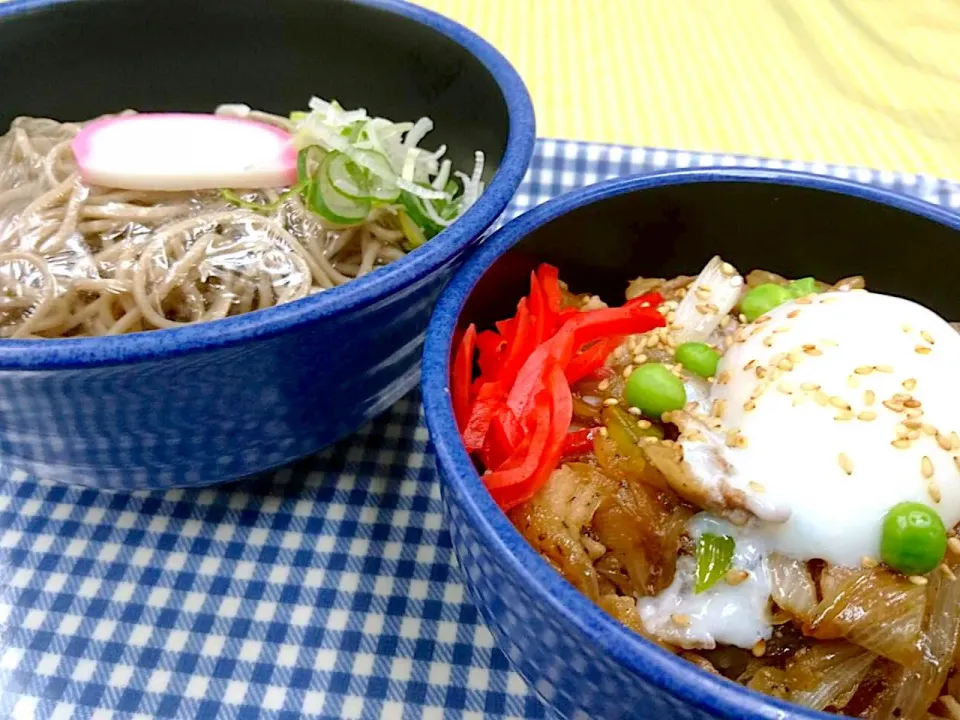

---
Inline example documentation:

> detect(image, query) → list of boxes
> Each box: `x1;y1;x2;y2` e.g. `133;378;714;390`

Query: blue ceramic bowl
0;0;534;489
422;169;960;720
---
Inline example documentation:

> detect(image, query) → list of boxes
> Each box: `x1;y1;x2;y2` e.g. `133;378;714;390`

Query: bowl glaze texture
421;169;960;720
0;0;534;488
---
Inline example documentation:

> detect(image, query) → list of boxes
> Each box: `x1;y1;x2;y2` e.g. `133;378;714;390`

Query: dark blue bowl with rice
422;169;960;720
0;0;534;488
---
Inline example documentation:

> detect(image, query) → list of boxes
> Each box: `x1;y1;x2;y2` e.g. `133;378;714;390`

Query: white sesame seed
835;410;854;421
838;453;854;475
751;640;766;658
921;331;935;345
948;537;960;555
854;366;874;375
598;379;610;391
603;398;619;407
725;569;749;586
800;382;820;392
892;439;912;449
942;563;957;581
922;456;934;479
902;378;917;391
916;345;933;355
860;556;879;569
627;406;642;416
598;427;608;438
748;481;765;493
874;365;894;373
671;613;691;627
787;310;801;319
858;411;877;422
864;390;876;406
909;575;929;586
720;262;736;276
929;481;942;503
829;396;851;410
637;419;652;429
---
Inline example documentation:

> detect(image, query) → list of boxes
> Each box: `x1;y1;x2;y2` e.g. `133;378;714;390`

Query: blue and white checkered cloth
0;140;957;720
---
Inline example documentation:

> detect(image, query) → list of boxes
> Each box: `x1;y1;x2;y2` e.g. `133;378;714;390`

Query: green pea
740;283;793;322
880;501;947;576
625;363;687;419
675;342;720;379
787;277;819;298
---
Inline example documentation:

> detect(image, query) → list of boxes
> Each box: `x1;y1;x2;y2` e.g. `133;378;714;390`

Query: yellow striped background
414;0;960;179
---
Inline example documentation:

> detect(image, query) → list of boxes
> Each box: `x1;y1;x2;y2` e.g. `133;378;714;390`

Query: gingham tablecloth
0;141;957;720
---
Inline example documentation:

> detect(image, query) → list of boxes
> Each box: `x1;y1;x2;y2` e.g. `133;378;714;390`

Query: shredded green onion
695;533;735;593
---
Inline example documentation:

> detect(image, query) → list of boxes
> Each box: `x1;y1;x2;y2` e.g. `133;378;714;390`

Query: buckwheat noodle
0;108;411;339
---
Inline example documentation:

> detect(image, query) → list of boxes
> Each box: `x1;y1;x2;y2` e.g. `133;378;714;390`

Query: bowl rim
0;0;536;369
421;167;960;720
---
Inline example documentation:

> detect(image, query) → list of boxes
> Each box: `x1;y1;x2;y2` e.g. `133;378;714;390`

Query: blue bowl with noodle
421;169;960;720
0;0;534;488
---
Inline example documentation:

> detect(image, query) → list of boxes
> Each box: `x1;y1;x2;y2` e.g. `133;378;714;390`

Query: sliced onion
769;553;818;620
786;641;876;711
672;256;744;344
872;556;960;719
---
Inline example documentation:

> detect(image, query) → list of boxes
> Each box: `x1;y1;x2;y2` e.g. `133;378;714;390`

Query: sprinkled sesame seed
858;411;877;422
922;424;937;436
695;288;711;301
598;379;610;392
787;310;801;319
846;375;859;389
922;456;934;479
737;314;748;325
883;399;905;413
814;391;830;407
777;382;793;395
748;481;765;493
603;398;619;407
921;331;935;345
671;613;691;627
711;399;727;418
743;400;757;412
903;378;917;391
929;482;942;503
637;419;652;429
752;640;767;658
720;262;736;276
855;366;874;375
633;353;648;364
860;556;879;569
864;390;876;406
904;420;923;430
622;365;635;379
821;339;839;347
892;439;912;449
938;433;954;451
627;406;642;416
950;432;960;450
948;537;960;555
909;575;929;586
776;358;793;372
906;409;925;419
773;326;789;334
643;436;659;445
838;453;854;475
829;396;851;410
725;569;749;585
763;337;775;348
744;360;757;371
717;370;731;385
835;410;854;421
795;296;813;305
597;427;608;438
904;399;922;409
875;365;894;373
792;396;807;407
800;382;820;392
942;563;957;581
902;324;912;333
756;367;768;379
804;347;823;357
916;346;933;355
756;315;772;325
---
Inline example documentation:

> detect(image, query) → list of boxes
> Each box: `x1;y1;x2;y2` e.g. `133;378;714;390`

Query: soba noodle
0;109;417;339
